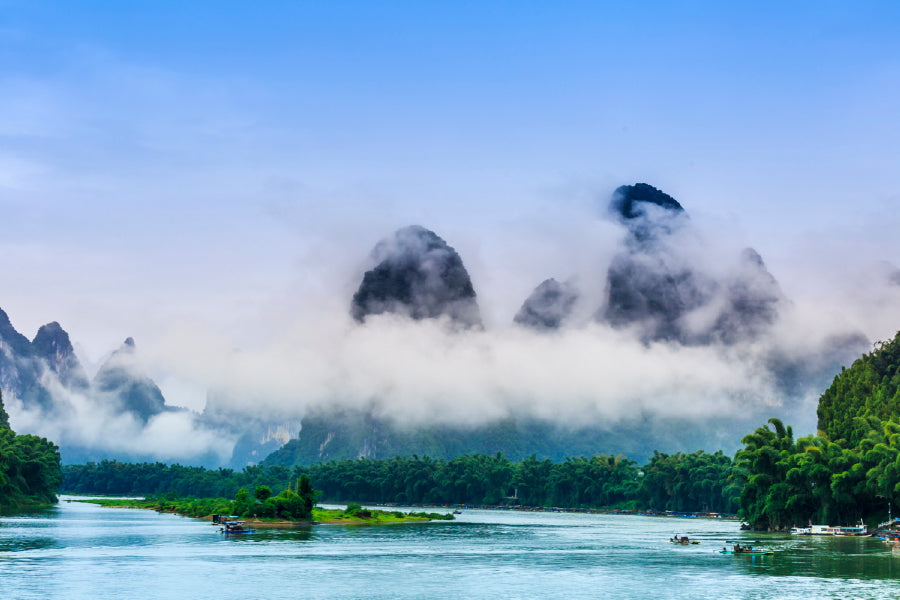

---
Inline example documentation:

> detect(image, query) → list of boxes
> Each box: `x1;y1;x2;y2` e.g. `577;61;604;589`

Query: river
1;498;898;599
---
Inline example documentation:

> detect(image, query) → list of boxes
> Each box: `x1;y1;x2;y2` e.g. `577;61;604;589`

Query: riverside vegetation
76;488;451;524
64;450;740;515
53;331;900;531
0;390;62;514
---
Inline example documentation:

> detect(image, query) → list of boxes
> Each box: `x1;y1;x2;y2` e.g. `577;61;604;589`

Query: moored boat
219;519;256;535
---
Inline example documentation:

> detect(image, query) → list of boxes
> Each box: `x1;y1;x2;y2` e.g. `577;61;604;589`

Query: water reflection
0;536;58;553
3;503;900;599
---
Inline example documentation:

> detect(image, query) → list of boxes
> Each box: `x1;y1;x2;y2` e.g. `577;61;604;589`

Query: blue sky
2;1;900;362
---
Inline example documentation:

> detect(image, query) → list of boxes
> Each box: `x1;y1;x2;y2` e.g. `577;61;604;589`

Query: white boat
790;526;811;535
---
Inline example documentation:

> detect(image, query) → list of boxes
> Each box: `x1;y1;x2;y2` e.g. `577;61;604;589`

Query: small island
75;496;454;526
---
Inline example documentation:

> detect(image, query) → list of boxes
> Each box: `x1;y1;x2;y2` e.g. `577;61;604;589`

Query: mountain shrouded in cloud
599;183;784;345
0;181;889;468
514;278;579;330
351;225;482;328
610;182;684;218
93;338;172;423
0;312;230;465
0;308;55;412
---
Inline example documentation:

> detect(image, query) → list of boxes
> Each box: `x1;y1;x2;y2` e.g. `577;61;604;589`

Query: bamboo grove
736;332;900;530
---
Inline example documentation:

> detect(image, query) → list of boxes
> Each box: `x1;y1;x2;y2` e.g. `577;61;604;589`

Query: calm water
2;498;899;599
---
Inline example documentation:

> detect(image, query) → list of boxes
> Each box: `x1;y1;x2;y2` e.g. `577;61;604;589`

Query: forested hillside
818;334;900;442
0;390;62;513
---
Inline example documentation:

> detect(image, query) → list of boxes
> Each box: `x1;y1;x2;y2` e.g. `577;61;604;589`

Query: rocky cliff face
351;225;482;328
32;322;89;391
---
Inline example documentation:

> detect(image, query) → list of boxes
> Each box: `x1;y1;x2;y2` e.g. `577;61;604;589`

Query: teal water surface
1;498;899;599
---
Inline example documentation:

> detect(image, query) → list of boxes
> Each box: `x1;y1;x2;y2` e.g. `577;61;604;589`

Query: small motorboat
669;535;699;545
719;541;772;556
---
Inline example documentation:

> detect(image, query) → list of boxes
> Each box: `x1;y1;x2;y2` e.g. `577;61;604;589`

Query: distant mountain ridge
0;311;188;462
261;407;747;468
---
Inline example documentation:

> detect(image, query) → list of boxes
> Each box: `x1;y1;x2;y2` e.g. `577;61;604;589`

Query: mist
5;183;899;464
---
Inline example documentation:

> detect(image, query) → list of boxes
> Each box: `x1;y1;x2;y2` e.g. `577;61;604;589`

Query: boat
212;515;241;525
719;541;773;556
218;518;256;535
669;535;699;545
805;521;867;536
834;521;867;536
790;526;811;535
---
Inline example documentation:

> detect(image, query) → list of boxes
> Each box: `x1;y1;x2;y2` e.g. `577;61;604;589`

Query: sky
2;1;900;425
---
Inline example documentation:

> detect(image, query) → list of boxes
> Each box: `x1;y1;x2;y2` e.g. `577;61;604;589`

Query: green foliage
0;390;63;514
63;449;740;513
0;391;8;429
737;332;900;530
818;332;900;442
254;485;272;502
639;450;739;514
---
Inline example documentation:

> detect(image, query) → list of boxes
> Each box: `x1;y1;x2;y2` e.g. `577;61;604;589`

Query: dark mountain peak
610;183;684;221
514;279;579;330
94;338;167;423
33;322;72;355
351;225;482;328
32;321;89;390
0;306;36;357
609;184;687;246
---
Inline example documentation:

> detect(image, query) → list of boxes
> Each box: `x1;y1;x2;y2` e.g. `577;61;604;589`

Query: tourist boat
219;519;256;535
834;521;867;536
790;526;811;535
804;521;867;536
719;541;773;556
